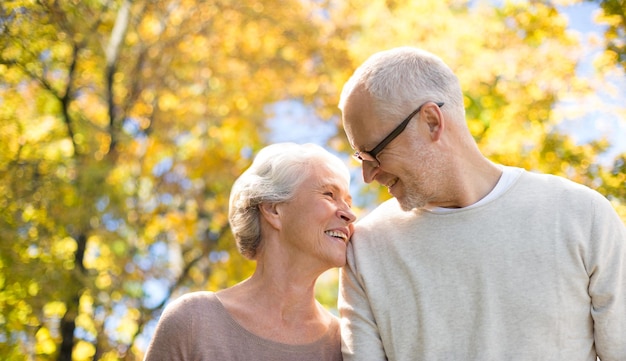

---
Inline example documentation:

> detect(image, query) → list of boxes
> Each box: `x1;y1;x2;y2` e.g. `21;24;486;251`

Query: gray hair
339;47;465;122
228;142;350;259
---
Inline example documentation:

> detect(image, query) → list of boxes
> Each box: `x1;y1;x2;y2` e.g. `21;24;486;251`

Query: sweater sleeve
588;195;626;361
143;295;194;361
339;241;387;361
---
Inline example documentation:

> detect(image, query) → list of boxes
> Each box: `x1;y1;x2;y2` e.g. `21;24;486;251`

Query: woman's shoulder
161;291;220;318
173;290;217;303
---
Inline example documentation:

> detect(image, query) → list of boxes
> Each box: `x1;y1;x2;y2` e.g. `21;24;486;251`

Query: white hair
339;47;465;121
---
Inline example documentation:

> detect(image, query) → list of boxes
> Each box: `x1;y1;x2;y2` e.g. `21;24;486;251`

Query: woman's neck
216;263;333;344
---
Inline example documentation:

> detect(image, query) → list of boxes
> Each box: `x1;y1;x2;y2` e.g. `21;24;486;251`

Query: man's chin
397;195;425;212
396;198;412;212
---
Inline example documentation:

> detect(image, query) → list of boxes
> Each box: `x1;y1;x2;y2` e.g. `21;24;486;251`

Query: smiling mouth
386;178;398;189
325;230;348;243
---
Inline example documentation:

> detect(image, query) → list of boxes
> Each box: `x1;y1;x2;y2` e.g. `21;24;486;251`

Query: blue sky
557;2;626;163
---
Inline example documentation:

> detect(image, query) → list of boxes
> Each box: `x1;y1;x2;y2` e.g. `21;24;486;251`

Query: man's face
342;86;442;211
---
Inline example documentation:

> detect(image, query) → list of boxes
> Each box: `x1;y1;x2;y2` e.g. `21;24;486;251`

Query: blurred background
1;0;625;359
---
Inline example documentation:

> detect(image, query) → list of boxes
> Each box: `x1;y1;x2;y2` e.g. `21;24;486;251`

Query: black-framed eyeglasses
353;101;444;166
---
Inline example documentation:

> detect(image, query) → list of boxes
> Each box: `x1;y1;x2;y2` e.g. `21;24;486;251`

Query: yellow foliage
22;116;58;144
595;12;624;28
52;237;78;259
315;268;340;312
98;351;122;361
2;0;624;359
72;340;96;361
594;50;619;71
35;327;57;355
551;0;583;5
137;14;163;42
95;271;112;290
79;292;94;314
606;172;626;189
28;281;40;297
76;313;96;337
115;312;139;344
157;91;180;112
43;301;67;319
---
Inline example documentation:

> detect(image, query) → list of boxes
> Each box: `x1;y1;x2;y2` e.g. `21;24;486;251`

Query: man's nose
362;160;380;184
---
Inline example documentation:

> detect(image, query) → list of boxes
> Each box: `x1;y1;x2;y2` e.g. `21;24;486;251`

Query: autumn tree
588;0;626;71
0;0;350;360
1;0;624;360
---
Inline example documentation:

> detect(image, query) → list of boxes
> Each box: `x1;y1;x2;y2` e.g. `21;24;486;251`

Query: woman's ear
259;202;282;230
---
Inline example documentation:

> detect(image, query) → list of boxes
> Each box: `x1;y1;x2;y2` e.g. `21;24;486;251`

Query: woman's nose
339;209;356;223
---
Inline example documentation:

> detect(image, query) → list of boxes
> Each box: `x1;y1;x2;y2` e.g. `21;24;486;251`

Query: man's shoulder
518;170;603;199
351;198;420;245
357;198;405;226
508;170;617;219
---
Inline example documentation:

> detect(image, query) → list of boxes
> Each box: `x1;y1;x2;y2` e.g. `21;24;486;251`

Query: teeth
387;178;398;188
325;230;347;242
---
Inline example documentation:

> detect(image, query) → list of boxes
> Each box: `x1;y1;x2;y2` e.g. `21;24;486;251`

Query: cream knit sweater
339;168;626;361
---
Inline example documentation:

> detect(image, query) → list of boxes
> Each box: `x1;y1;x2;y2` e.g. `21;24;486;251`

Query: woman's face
276;162;356;269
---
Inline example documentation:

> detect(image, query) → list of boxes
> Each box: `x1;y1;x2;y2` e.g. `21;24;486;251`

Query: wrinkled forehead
292;159;351;200
320;155;351;184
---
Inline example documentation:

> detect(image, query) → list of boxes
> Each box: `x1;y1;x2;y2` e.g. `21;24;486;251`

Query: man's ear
259;202;282;230
423;104;444;141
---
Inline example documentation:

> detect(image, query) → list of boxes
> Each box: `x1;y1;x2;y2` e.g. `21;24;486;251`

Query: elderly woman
144;143;356;360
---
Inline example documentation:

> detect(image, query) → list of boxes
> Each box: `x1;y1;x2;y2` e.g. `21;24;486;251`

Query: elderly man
338;46;626;361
